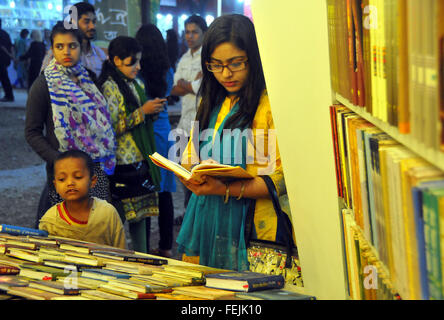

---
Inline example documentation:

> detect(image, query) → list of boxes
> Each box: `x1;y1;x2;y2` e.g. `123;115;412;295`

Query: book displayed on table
149;152;254;183
235;289;316;300
204;271;285;292
0;226;307;300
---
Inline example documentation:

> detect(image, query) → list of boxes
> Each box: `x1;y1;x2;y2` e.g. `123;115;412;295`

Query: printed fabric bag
109;160;158;223
244;175;304;287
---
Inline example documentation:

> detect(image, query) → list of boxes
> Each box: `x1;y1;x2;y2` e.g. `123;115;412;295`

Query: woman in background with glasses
98;36;166;253
176;14;291;271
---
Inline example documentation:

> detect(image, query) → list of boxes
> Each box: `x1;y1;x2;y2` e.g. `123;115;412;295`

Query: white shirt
173;47;202;135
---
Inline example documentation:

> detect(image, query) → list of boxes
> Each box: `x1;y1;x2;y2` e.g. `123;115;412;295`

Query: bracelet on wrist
236;181;246;200
224;182;230;204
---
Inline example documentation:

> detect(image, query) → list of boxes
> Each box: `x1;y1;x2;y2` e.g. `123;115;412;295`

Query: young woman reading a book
176;14;291;271
98;36;166;253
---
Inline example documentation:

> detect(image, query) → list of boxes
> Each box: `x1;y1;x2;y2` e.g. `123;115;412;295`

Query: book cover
235;288;316;300
204;271;284;292
0;264;20;275
7;286;64;300
0;225;48;237
149;152;254;183
172;285;236;300
0;275;29;291
29;280;80;295
81;268;131;282
92;251;168;265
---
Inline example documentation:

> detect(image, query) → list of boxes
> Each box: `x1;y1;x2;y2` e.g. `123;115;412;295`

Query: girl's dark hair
53;150;95;178
196;14;266;131
135;24;170;98
166;28;179;71
97;36;142;108
50;21;83;47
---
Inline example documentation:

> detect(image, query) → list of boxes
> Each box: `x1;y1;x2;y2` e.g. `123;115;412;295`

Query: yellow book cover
397;0;410;133
172;285;236;300
149;152;253;183
7;286;64;300
377;141;399;278
399;157;428;300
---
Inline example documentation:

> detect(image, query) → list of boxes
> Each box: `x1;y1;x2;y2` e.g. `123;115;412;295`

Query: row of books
330;104;444;300
326;0;444;150
0;226;314;300
342;209;401;300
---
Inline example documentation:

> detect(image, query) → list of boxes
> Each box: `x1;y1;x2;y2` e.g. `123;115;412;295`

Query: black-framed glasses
206;59;248;73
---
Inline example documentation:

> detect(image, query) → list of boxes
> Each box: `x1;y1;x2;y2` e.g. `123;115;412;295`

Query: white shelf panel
336;93;444;172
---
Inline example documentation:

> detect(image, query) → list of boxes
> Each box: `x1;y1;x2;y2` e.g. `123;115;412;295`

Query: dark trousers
0;65;13;99
158;191;174;250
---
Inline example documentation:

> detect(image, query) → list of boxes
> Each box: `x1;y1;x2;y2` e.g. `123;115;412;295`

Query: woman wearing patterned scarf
25;22;117;227
98;36;166;253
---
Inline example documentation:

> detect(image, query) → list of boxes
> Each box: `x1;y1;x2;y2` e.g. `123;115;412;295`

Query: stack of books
0;224;315;300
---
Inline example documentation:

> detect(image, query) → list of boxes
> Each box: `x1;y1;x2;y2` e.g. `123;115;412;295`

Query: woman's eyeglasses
206;59;248;73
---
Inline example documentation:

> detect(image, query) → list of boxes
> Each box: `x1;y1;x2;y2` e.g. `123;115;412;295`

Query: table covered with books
0;224;314;300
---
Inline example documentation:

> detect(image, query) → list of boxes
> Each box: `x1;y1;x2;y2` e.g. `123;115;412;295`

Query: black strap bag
244;175;304;287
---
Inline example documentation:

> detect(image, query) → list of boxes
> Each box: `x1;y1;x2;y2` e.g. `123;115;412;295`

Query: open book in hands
149;152;254;183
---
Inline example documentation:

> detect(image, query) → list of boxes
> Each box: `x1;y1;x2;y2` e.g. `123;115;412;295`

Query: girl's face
52;33;81;67
113;52;142;80
207;42;249;94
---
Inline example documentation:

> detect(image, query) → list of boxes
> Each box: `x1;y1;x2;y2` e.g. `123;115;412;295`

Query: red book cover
0;264;20;275
330;105;344;198
352;0;366;107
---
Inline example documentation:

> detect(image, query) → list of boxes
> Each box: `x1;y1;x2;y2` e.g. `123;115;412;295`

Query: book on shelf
234;288;316;300
329;105;444;300
149;152;254;183
204;271;284;292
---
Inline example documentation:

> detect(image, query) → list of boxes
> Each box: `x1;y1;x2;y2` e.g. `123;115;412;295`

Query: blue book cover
0;224;48;237
205;271;284;292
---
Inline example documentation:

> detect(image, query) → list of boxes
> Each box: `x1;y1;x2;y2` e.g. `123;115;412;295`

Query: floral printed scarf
44;59;116;175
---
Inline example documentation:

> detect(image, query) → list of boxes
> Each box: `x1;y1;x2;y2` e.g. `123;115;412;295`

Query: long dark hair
135;24;170;98
166;28;179;71
97;36;142;108
196;14;266;131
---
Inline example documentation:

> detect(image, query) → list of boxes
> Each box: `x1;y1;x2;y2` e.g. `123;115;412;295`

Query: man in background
170;15;207;224
41;1;106;77
0;19;14;102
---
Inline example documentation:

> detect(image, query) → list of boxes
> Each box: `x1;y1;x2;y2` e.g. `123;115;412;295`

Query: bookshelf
253;0;444;300
251;1;347;299
335;93;444;173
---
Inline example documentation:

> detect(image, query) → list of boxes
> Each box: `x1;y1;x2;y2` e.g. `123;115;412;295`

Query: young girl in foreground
39;150;126;249
176;14;290;271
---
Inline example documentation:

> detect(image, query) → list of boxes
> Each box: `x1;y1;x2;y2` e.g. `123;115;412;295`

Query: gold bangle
237;182;245;200
224;183;230;204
